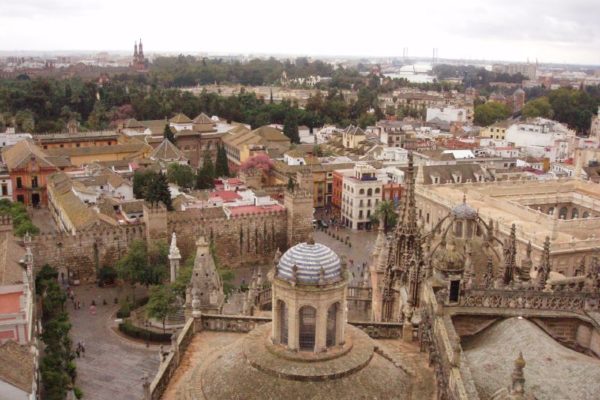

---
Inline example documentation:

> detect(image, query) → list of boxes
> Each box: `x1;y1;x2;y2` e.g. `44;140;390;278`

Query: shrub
118;321;171;342
73;386;83;399
97;266;117;287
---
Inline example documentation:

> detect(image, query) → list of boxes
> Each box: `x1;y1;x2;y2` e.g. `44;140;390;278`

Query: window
1;185;6;196
16;195;24;203
449;280;460;302
359;210;363;219
375;188;380;194
16;177;22;189
31;176;38;189
326;303;339;347
278;300;288;346
359;188;365;195
367;188;372;196
299;306;316;351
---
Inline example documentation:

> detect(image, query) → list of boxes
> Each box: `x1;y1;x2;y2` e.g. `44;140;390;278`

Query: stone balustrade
453;289;600;313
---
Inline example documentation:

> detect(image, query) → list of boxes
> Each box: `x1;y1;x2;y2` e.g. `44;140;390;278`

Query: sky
0;0;599;65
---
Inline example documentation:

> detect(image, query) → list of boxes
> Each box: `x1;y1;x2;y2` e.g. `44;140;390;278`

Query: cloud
0;0;598;65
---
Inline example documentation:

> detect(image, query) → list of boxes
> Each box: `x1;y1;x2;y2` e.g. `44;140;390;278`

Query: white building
0;131;32;149
426;106;467;123
504;118;575;162
442;149;476;159
341;164;384;230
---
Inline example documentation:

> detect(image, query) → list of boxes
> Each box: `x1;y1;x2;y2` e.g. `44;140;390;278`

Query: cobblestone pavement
68;285;160;400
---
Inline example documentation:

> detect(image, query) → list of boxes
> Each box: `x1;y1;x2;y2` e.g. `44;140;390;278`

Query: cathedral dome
277;241;342;284
451;200;478;220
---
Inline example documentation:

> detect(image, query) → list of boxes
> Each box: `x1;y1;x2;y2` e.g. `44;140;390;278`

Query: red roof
210;190;242;202
0;292;22;314
226;178;243;185
228;204;284;216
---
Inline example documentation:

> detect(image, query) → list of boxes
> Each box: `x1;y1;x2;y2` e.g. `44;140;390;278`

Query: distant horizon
1;49;598;69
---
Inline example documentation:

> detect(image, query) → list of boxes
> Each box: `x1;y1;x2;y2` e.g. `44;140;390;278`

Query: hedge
118;321;171;342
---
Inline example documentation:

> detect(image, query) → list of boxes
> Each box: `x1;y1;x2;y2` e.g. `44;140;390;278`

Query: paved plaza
68;285;160;400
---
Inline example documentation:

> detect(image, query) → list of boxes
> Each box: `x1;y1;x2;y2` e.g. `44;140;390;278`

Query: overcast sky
1;0;599;65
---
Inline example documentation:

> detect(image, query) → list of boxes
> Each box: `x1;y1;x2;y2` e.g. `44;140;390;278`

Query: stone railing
349;320;403;339
453;289;600;313
199;314;271;333
420;285;480;400
146;318;195;400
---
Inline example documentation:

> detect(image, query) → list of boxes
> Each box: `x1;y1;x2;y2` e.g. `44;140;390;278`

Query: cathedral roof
277;242;341;284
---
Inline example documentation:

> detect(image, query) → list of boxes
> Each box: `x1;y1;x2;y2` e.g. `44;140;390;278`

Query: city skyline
1;0;599;65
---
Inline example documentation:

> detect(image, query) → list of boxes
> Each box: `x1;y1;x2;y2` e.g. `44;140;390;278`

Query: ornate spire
134;41;138;57
397;151;418;233
503;224;518;285
483;256;494;288
537;236;551;290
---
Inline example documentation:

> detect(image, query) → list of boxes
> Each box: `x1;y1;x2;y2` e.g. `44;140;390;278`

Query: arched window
367;188;373;196
359;188;365;195
583;211;590;218
571;209;579;219
375;188;381;194
559;207;568;219
326;303;339;347
548;207;554;215
278;300;288;346
299;306;316;351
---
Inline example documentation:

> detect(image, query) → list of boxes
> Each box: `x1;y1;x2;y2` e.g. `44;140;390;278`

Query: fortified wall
31;189;313;281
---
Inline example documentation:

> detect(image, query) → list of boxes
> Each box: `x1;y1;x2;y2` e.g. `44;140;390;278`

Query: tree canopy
196;151;216;189
522;97;554;119
167;163;195;189
474;102;512;126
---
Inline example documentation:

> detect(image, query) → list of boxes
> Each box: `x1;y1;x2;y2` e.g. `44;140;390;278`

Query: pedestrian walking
80;341;85;357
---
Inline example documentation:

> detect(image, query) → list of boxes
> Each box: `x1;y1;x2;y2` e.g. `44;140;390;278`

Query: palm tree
374;200;398;232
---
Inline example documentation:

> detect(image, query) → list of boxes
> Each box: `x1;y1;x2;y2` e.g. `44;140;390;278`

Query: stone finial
511;352;526;395
273;247;282;265
291;265;298;285
318;266;325;285
169;232;181;260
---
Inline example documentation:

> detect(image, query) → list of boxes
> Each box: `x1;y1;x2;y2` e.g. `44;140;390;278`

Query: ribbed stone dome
451;202;478;220
277;242;341;284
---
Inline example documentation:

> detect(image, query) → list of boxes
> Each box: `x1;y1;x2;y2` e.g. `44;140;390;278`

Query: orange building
1;140;71;206
382;183;402;206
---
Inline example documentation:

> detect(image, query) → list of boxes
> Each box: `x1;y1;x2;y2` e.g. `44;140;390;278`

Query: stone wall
31;224;146;282
32;188;315;280
167;209;288;268
147;318;195;400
